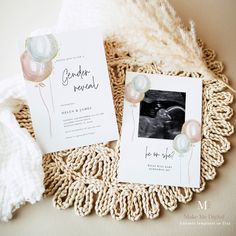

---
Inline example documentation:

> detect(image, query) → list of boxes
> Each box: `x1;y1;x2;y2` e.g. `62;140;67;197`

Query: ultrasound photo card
118;72;202;187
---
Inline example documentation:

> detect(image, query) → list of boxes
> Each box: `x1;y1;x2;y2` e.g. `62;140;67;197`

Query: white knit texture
0;76;44;222
57;0;107;32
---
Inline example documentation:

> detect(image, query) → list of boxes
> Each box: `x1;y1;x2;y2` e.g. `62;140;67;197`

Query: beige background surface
0;0;236;235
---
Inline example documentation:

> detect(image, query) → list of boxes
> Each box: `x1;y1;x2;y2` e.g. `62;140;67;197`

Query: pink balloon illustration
182;120;201;143
20;51;52;82
20;34;59;138
125;82;145;104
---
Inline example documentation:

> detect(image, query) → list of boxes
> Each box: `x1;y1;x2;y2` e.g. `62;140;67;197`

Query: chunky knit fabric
0;77;44;222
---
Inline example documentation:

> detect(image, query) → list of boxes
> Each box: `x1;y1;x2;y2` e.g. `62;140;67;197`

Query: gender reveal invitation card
19;29;118;154
118;72;202;187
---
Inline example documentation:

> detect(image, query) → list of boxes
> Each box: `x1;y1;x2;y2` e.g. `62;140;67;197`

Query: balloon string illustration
188;144;194;184
131;105;136;141
49;77;55;113
38;84;53;137
20;34;59;138
173;120;201;186
179;154;182;185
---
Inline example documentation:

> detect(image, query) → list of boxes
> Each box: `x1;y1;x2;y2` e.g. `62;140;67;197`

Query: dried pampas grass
102;0;235;92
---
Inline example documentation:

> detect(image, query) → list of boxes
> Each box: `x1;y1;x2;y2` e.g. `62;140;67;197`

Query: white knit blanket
0;76;44;221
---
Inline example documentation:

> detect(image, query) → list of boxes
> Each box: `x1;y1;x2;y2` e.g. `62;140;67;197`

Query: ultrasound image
138;90;186;140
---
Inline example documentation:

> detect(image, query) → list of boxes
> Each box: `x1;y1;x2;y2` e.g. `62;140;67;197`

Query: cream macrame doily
15;39;234;221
